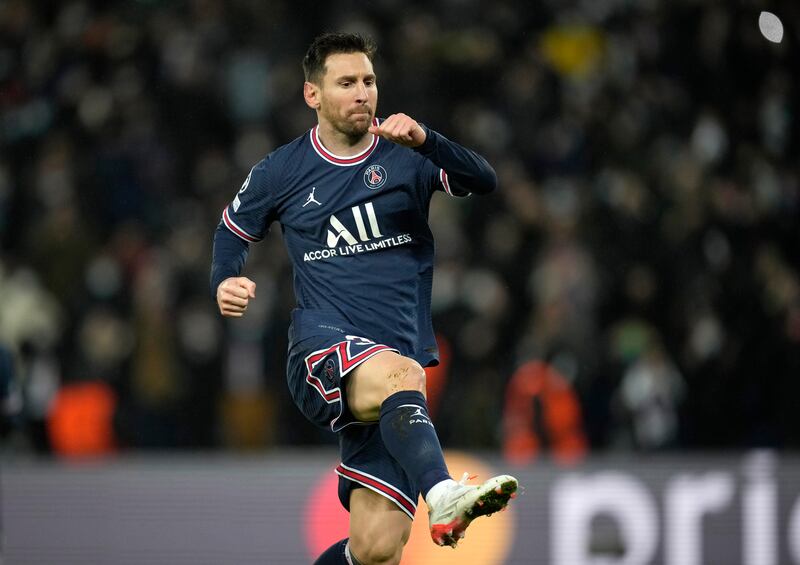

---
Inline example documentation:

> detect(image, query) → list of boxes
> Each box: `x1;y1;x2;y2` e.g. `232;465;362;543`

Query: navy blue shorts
286;333;419;519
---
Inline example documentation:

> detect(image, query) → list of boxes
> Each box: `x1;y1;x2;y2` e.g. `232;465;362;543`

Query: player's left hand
368;113;426;148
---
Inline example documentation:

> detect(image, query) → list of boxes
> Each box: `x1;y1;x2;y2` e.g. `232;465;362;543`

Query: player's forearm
414;126;498;195
210;224;250;299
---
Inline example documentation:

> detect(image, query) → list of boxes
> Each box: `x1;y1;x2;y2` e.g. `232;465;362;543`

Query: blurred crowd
1;0;798;456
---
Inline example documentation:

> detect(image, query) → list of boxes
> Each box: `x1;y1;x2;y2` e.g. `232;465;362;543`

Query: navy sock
379;390;451;499
313;538;350;564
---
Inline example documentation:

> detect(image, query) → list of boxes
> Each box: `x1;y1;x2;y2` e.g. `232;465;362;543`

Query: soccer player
211;32;518;565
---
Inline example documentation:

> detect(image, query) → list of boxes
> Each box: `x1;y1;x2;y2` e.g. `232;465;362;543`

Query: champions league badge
364;164;387;190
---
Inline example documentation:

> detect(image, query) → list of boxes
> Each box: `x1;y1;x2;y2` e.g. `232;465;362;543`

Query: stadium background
1;0;798;563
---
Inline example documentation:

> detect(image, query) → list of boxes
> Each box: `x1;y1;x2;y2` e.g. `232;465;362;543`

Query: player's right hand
216;277;256;318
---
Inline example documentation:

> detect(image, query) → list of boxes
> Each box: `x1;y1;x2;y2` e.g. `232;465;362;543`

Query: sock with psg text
379;390;451;499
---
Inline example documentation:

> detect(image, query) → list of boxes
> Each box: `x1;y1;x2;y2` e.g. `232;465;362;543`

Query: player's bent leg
346;352;452;532
344;349;520;548
346;351;426;422
348;487;412;565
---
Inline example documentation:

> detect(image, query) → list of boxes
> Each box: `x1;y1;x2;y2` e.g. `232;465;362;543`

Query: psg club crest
364;164;387;190
323;358;337;383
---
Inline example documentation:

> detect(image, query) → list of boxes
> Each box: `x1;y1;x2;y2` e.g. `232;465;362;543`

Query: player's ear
303;81;321;110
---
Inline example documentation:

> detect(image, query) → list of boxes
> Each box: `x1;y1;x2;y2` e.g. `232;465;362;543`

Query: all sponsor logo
327;202;382;247
303;200;413;262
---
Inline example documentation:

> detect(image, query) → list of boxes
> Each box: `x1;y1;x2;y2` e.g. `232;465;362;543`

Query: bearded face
310;52;378;142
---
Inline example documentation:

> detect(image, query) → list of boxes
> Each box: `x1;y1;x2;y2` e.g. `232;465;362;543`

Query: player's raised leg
347;351;518;548
347;351;451;498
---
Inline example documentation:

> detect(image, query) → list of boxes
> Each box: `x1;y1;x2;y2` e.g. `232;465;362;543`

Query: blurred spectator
423;333;452;420
614;340;686;450
0;343;21;438
47;380;116;457
503;359;587;465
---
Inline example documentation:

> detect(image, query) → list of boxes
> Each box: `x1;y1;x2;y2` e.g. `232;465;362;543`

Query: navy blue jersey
214;118;495;367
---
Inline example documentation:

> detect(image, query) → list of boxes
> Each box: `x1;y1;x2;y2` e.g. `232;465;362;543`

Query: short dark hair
302;32;377;84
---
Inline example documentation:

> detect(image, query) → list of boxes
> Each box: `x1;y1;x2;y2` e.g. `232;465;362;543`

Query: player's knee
349;529;405;565
347;354;427;422
383;357;426;399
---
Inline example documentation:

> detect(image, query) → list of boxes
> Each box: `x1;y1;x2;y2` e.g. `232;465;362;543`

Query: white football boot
425;472;519;548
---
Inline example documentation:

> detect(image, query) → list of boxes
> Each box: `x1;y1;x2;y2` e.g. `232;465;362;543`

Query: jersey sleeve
221;158;278;242
414;125;495;198
419;158;471;199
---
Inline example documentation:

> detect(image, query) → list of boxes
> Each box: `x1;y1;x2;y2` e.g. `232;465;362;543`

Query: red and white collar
309;118;380;166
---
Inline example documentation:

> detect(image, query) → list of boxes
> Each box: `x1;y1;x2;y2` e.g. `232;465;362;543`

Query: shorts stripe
336;463;417;518
304;341;395;404
303;340;398;430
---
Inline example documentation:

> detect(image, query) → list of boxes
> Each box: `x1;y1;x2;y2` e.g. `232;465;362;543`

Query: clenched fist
368;113;426;148
216;276;256;317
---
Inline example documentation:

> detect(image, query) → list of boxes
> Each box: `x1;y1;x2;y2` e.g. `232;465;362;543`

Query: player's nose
354;81;368;102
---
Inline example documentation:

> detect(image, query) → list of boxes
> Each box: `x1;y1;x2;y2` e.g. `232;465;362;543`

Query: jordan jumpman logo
303;186;322;207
